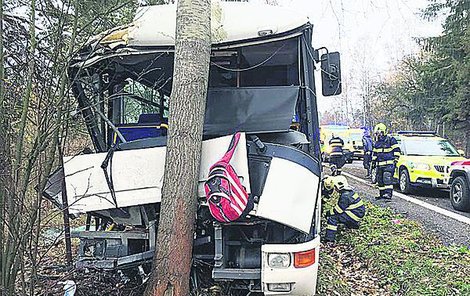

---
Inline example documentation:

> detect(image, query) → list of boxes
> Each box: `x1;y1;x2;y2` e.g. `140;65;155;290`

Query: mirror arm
314;47;328;63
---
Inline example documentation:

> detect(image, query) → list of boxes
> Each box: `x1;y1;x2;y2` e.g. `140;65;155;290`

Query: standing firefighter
362;128;373;178
372;123;400;201
322;176;365;242
329;134;345;175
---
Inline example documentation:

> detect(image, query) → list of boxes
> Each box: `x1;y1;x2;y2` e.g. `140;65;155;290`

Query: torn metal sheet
255;155;319;234
64;134;250;214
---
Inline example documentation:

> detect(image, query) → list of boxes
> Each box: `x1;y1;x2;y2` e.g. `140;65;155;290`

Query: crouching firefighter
322;176;365;242
372;123;400;201
329;134;345;175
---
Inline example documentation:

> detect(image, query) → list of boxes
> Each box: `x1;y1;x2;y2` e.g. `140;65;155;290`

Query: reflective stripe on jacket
328;190;365;220
329;137;344;156
372;135;400;166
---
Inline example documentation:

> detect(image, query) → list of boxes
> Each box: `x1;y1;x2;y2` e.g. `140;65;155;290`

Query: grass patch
333;201;470;295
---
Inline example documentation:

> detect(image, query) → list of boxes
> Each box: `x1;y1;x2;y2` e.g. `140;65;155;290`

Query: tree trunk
0;0;6;286
144;1;211;295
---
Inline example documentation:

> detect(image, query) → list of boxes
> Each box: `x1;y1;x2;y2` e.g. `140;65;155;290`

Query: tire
450;176;470;212
399;168;413;194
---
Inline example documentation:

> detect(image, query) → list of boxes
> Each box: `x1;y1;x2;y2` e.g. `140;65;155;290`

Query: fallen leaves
317;240;391;296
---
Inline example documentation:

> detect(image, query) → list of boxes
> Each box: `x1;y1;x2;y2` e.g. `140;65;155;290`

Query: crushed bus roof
95;2;310;48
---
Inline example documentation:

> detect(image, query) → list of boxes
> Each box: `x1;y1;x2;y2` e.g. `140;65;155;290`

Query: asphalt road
338;161;470;247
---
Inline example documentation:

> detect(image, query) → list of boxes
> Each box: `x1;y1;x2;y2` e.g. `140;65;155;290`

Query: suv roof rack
397;131;437;136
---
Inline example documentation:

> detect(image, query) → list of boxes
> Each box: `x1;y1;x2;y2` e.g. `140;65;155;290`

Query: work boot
348;223;360;230
383;195;392;202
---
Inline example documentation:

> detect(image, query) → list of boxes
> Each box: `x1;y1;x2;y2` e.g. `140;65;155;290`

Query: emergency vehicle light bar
397;131;437;136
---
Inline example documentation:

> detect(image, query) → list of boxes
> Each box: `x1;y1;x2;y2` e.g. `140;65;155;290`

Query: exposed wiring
210;44;285;72
302;36;340;80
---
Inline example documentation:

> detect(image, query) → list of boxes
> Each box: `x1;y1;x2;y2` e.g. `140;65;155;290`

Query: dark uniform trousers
377;164;395;198
362;136;373;175
363;152;372;175
372;135;400;199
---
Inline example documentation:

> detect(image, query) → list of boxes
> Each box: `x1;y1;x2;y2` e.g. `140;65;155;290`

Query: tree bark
1;1;37;293
0;0;6;286
144;0;211;295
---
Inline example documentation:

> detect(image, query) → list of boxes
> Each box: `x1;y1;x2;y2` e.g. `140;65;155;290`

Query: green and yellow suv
393;131;467;193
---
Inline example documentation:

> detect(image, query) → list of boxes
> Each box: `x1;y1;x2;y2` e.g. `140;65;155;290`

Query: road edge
342;172;470;226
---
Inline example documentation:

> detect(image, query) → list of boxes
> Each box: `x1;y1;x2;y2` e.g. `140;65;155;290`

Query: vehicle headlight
411;162;430;171
268;253;291;268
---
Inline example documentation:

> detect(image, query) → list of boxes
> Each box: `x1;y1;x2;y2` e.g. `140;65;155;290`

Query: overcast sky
265;0;444;116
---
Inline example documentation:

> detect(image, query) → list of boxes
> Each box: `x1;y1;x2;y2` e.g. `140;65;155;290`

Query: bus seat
138;113;160;125
114;114;168;144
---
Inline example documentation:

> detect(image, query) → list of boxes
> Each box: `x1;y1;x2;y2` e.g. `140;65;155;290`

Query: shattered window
239;38;299;86
209;51;238;87
209;38;299;87
118;79;164;124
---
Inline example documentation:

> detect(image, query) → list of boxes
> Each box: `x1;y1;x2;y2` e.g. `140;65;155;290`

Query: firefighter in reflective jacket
329;134;345;175
372;123;401;201
322;176;365;242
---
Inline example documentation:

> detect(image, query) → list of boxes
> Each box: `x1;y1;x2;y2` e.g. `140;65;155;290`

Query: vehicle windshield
349;132;363;143
404;138;460;156
73;36;303;147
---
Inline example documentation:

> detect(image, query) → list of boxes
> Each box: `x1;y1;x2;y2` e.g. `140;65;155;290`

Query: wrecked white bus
44;2;341;295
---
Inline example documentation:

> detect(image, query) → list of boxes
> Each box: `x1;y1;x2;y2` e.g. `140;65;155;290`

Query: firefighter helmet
333;175;349;191
374;123;387;135
324;175;350;191
323;176;335;191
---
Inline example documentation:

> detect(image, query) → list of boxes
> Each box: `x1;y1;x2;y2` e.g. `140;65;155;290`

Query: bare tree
0;1;140;294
